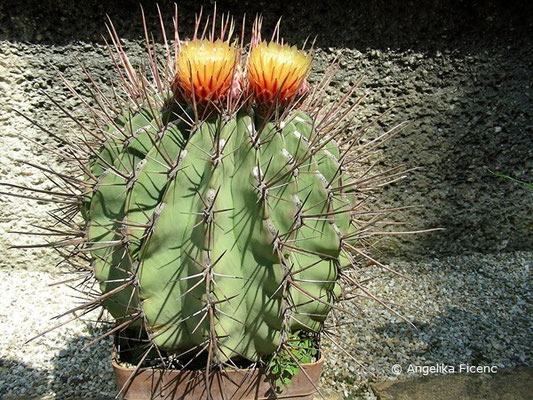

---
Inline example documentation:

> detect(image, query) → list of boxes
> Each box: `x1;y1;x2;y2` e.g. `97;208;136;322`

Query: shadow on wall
373;38;533;258
1;0;531;258
0;0;531;51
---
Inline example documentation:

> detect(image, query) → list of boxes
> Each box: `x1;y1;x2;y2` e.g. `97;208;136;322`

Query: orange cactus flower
247;41;311;105
173;39;239;105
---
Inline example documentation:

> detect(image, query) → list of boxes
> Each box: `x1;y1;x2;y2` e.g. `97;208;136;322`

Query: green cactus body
84;103;358;361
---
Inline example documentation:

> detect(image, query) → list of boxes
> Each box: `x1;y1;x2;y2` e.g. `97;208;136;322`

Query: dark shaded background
1;0;531;50
1;0;532;259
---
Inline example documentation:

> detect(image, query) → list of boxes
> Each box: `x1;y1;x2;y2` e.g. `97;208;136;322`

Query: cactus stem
144;131;175;168
289;258;324;276
92;255;134;277
288;281;358;318
216;341;251;363
264;133;335;189
212;272;248;280
72;155;99;183
210;292;239;306
141;83;165;133
325;164;345;191
251;114;275;148
302;208;351;219
293;278;336;284
169;306;210;327
191;310;209;335
265;193;291;204
173;279;206;301
9;8;418;378
214;309;247;328
269;275;291;301
118;220;150;229
300;221;325;236
187;138;216;159
87;144;132;178
99;277;136;284
281;242;335;259
183;250;209;270
268;268;292;300
283;235;320;244
168;157;188;180
167;272;205;282
265;180;292;192
293;311;328;317
281;191;312;236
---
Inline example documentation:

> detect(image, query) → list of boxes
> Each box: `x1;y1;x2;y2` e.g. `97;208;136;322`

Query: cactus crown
7;7;413;397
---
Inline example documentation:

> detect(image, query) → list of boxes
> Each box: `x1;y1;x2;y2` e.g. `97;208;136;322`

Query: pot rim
111;347;326;373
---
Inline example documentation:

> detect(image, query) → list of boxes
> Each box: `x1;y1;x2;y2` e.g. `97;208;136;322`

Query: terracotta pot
112;351;324;400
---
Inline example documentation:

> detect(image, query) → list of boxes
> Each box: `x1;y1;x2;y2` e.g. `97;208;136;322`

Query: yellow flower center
247;41;311;105
174;39;238;104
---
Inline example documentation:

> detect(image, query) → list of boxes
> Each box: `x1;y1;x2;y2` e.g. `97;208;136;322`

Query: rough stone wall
0;0;531;270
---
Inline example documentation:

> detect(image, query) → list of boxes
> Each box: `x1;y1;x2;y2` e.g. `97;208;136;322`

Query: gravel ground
1;251;531;399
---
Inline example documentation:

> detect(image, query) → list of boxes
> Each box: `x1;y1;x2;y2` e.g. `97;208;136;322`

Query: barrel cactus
7;8;413;396
91;24;353;358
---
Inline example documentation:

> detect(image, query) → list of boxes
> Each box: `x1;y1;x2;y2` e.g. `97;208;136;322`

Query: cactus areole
9;8;411;396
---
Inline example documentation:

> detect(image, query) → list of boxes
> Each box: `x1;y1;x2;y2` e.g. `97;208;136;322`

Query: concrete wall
1;0;531;269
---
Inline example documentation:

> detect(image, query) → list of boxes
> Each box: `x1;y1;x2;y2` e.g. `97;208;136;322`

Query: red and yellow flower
173;39;239;105
247;41;311;105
